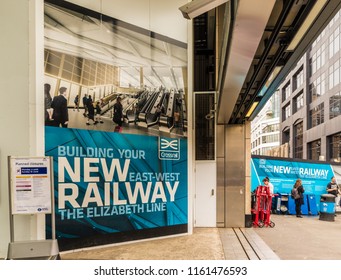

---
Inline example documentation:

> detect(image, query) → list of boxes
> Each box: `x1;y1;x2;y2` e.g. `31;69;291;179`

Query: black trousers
295;199;302;216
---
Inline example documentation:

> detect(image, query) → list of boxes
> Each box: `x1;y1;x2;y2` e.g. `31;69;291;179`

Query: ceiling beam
216;0;276;124
229;0;296;124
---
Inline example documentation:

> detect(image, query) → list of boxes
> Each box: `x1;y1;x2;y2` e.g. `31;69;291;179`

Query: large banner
43;1;188;250
45;126;187;250
251;156;338;209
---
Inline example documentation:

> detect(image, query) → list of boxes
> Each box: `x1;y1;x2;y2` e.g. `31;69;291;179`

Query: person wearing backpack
292;178;305;218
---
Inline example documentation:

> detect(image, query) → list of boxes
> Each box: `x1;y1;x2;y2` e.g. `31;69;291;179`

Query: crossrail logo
158;137;180;160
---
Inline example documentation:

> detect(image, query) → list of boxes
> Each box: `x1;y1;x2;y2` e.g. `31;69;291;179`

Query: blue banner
45;126;188;248
251;157;336;210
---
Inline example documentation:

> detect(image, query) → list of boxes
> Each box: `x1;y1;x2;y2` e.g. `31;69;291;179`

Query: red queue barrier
251;185;276;228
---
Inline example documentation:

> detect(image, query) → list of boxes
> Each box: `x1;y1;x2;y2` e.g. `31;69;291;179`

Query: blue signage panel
21;167;47;174
251;157;335;210
45;126;188;249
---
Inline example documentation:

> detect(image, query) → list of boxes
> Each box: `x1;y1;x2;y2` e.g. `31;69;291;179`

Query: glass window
328;132;341;161
308;139;321;161
335;27;340;54
271;90;280;118
293;67;304;91
282;82;290;102
329;34;334;59
321;43;326;67
282;103;291;121
282;129;290;144
330;92;341;119
293;91;304;113
309;73;325;102
262;134;279;144
262;124;279;133
309;103;324;129
45;50;62;76
329;26;341;59
262;136;267;144
294;122;303;159
310;43;326;75
334;60;340;87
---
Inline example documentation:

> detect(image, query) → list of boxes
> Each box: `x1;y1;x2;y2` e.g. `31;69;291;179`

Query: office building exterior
279;10;341;162
251;91;280;156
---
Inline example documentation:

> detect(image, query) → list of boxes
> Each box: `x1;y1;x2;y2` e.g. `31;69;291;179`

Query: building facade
251;91;280;156
279;9;341;162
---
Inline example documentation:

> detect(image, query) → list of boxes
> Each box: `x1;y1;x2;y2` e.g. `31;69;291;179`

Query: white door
195;161;216;227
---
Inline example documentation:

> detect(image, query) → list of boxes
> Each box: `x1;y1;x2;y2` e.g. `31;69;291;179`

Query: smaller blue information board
251;156;338;211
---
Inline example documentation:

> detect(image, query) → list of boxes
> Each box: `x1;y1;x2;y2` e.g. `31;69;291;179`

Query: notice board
8;156;52;214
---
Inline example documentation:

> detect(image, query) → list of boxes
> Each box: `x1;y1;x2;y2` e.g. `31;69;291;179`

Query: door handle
211;189;214;196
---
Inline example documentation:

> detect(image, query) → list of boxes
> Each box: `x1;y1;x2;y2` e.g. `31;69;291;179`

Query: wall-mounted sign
9;157;52;214
45;127;188;250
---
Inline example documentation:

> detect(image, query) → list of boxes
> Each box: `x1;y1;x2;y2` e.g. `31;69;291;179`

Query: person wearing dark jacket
86;96;96;125
95;100;103;123
326;176;340;207
44;83;53;126
51;87;69;128
82;94;88;117
293;178;305;218
113;96;123;127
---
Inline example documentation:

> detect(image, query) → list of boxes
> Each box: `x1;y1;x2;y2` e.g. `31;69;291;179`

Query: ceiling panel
44;1;187;91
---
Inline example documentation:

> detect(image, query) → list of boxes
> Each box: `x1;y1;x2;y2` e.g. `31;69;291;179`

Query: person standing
263;176;275;212
82;94;88;117
86;96;96;125
73;95;79;111
326;176;340;207
263;177;274;194
174;110;180;128
134;103;140;125
51;87;69;128
95;100;103;124
292;179;305;218
44;83;53;126
113;96;123;127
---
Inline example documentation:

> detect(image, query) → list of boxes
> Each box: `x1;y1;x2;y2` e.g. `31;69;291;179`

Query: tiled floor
60;214;341;260
60;226;279;260
61;228;225;260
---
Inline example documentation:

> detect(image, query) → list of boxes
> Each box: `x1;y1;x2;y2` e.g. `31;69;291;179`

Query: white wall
0;0;44;258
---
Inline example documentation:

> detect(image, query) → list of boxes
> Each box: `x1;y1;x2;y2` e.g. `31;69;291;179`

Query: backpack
291;187;299;199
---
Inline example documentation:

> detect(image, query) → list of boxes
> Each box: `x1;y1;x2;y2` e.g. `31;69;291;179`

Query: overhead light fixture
179;0;229;20
245;102;259;118
286;0;328;51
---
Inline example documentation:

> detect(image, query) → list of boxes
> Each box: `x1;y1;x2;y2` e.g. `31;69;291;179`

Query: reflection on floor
47;108;186;139
61;214;341;260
